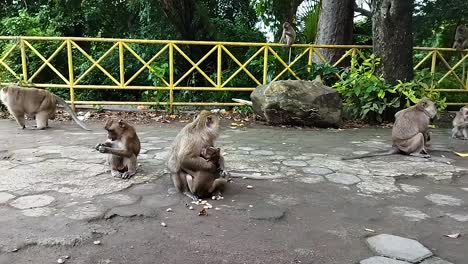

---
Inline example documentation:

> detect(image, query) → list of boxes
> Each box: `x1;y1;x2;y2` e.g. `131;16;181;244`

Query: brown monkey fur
279;22;296;47
343;98;437;160
452;105;468;139
185;147;227;199
453;25;468;50
95;119;140;179
280;22;296;64
167;110;226;200
0;85;89;130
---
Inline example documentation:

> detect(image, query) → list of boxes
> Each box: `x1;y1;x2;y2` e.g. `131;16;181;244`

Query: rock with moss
250;80;342;127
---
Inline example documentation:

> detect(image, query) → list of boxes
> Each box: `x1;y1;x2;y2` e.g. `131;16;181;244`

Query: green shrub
297;63;339;86
333;55;400;122
334;55;447;122
394;69;447;110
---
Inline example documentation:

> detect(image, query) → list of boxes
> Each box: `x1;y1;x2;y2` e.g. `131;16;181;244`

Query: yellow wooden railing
0;36;467;108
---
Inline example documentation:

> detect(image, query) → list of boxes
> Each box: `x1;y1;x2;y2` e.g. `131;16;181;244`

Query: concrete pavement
0;118;467;263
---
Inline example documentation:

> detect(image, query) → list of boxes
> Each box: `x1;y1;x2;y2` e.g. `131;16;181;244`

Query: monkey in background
343;98;437;160
280;22;296;47
453;25;468;50
452;105;468;139
185;146;227;199
95;119;140;179
167;110;226;200
279;22;296;64
0;85;89;130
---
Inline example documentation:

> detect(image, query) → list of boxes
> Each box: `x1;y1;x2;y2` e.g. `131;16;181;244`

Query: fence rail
0;36;467;108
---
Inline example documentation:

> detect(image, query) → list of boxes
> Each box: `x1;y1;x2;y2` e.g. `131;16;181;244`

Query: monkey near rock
0;85;89;130
280;22;296;64
452;105;468;139
167;110;226;199
344;98;437;160
95;119;140;179
453;25;468;50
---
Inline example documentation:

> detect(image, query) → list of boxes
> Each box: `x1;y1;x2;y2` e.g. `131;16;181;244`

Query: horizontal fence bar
68;101;242;106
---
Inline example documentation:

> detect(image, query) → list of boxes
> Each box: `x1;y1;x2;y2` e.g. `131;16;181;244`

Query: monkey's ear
206;115;213;127
104;119;112;129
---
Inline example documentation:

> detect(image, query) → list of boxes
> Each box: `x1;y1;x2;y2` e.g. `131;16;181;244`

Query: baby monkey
185;146;227;199
452;105;468;139
95;119;140;179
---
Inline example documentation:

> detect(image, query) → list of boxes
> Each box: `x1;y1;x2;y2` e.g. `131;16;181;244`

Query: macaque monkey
452;105;468;139
95;119;140;179
280;22;296;47
344;98;437;160
279;22;296;64
185;147;227;199
453;25;468;50
167;110;227;200
0;85;89;130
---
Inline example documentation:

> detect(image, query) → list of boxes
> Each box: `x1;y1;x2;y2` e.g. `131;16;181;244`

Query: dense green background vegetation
0;0;467;121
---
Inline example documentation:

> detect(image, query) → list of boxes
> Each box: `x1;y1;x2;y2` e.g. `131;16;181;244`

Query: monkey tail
341;147;400;160
54;95;91;131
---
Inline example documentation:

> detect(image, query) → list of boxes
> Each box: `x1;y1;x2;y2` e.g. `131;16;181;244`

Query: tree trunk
372;0;414;84
314;0;354;65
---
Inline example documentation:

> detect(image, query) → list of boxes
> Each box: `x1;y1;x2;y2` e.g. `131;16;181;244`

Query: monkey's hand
218;169;230;178
94;143;103;151
98;146;109;153
121;171;135;179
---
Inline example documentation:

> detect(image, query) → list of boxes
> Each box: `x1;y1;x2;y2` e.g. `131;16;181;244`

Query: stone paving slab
360;256;411;264
366;234;433;263
420;257;454;264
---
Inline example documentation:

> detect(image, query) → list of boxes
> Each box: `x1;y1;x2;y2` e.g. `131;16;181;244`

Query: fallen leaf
445;233;461;238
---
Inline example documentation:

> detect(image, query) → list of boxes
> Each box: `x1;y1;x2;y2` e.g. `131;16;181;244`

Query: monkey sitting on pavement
343;98;437;160
95;119;140;179
167;110;228;200
0;85;89;130
452;105;468;139
185;146;227;199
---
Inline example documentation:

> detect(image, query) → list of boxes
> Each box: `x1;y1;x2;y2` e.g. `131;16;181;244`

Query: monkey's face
283;22;290;29
462;107;468;120
104;119;126;141
201;147;220;161
419;98;437;118
195;110;220;133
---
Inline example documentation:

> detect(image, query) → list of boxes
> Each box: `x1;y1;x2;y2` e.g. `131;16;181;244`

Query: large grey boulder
250;80;342;127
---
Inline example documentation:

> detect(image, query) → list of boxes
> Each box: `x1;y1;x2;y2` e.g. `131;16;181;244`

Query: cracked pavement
0;119;467;264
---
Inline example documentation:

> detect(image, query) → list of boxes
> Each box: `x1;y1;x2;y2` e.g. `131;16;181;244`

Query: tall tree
372;0;414;84
314;0;354;64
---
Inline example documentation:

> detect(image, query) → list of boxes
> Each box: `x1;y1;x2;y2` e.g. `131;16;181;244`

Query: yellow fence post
430;50;437;90
20;38;28;82
263;45;268;85
307;46;313;73
67;39;75;110
119;41;124;87
169;42;174;112
217;44;222;88
351;48;356;70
